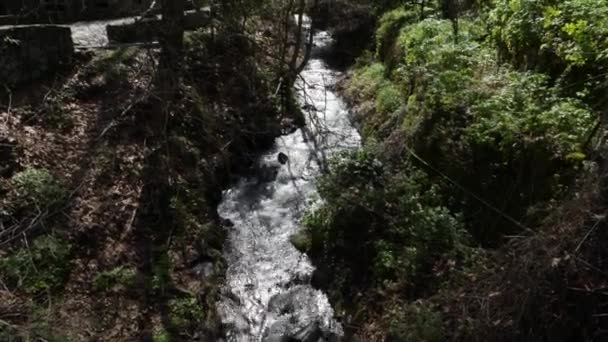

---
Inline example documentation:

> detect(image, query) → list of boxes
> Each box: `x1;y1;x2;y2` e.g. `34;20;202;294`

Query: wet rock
265;287;341;342
257;164;279;183
278;152;289;165
107;19;158;44
292;322;323;342
302;104;318;112
264;321;338;342
191;262;214;278
281;117;298;134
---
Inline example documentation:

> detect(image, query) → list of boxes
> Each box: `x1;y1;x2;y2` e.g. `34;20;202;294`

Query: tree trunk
440;0;459;43
156;0;186;104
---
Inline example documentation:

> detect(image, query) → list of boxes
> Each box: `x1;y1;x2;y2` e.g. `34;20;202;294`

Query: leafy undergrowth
0;26;283;342
299;1;608;341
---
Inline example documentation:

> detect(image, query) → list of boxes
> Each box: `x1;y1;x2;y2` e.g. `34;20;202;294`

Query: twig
3;84;12;124
574;218;604;253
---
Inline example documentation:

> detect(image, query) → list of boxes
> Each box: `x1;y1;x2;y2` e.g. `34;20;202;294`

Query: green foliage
467;72;594;157
327;1;604;339
396;18;493;108
93;265;137;292
153;329;172;342
375;81;402;115
490;0;608;99
168;297;205;330
345;63;386;102
6;168;66;215
151;250;171;295
376;7;421;68
344;16;593;244
37;91;75;130
0;235;71;294
305;147;467;292
345;63;404;137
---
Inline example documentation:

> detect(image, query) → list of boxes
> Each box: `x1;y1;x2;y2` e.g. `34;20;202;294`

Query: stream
217;27;361;341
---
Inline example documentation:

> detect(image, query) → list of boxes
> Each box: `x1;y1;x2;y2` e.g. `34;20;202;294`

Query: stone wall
0;25;74;86
0;0;155;23
107;10;211;44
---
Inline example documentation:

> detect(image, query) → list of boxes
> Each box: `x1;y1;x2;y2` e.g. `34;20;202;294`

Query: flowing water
217;29;361;342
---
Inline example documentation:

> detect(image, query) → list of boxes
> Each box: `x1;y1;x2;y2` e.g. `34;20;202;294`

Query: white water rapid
217;27;361;342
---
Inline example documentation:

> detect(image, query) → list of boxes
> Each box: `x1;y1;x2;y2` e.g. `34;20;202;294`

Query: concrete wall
0;25;74;86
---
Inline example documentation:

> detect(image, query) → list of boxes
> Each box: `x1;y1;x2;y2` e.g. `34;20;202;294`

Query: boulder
0;25;74;86
107;19;158;44
278;152;289;165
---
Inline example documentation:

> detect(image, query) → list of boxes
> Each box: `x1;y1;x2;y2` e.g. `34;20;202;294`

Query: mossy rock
290;231;312;253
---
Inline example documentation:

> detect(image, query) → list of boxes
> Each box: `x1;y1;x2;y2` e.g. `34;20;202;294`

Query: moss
93;265;137;292
290;230;312;253
153;329;172;342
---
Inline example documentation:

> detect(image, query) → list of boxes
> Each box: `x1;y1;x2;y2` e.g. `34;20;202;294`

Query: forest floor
0;29;284;339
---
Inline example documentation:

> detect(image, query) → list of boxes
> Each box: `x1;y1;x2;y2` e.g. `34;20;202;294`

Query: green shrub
168;297;204;330
10;168;66;212
344;62;386;102
375;80;402;115
34;92;75;130
0;235;71;294
344;15;594;244
467;72;594;158
396;18;494;108
490;0;608;100
305;147;468;294
376;7;421;71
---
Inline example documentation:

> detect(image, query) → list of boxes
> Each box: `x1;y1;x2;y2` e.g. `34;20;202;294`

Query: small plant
151;251;171;295
9;168;66;212
93;266;137;291
153;329;172;342
0;235;71;294
89;47;139;85
375;80;402;114
168;297;204;330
